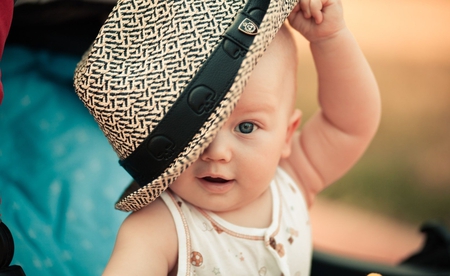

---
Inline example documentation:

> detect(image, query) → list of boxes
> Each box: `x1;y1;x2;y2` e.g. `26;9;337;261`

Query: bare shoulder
103;197;178;276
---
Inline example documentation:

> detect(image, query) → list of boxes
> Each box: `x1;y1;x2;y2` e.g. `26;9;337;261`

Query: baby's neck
212;187;273;228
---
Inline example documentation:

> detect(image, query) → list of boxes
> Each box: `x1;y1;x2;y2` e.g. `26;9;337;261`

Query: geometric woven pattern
75;0;243;159
74;0;299;211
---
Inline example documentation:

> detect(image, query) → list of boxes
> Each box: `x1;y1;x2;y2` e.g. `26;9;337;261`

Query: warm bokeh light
295;0;450;262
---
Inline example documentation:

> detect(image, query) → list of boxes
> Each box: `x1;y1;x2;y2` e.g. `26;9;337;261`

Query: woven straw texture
74;0;298;211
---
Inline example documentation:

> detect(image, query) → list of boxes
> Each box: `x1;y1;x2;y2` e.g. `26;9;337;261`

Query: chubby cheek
239;146;281;187
168;166;195;194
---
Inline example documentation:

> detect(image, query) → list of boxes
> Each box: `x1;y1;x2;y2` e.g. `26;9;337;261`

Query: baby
103;0;380;275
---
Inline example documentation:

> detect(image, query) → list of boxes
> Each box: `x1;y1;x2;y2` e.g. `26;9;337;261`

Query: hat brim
74;0;298;212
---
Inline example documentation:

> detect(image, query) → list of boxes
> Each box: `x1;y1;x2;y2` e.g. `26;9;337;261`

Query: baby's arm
285;0;381;204
103;198;178;275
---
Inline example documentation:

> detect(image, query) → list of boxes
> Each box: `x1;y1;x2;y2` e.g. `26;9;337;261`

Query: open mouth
199;176;234;193
202;176;230;184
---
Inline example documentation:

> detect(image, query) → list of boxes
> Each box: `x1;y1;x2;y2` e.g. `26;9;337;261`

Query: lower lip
198;179;234;194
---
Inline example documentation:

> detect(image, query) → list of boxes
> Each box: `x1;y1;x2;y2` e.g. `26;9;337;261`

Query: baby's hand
288;0;346;43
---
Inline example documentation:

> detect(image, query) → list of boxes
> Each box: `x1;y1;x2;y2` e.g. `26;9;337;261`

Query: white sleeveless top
160;167;312;276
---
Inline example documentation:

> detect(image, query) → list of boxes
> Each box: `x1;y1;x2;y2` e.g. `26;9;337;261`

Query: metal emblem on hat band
73;0;299;212
238;18;258;35
117;4;269;190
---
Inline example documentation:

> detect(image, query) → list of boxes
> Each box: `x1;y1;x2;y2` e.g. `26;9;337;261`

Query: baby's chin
183;194;248;214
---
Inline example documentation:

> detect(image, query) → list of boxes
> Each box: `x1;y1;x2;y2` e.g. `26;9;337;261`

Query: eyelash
235;122;258;134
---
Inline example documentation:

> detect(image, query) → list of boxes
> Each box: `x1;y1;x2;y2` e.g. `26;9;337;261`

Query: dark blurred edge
7;1;114;56
312;250;449;276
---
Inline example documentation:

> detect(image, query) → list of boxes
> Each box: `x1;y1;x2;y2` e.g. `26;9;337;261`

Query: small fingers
299;0;324;24
299;0;312;19
310;0;324;24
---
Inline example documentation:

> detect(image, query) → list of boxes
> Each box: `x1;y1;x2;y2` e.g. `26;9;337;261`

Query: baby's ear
281;109;302;158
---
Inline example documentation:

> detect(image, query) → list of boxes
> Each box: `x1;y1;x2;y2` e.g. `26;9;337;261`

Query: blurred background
294;0;450;262
1;0;449;274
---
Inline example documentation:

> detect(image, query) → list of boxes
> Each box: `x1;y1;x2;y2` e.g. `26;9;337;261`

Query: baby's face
169;25;299;212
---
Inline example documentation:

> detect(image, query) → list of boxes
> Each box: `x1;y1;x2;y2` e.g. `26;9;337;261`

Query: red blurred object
0;0;14;105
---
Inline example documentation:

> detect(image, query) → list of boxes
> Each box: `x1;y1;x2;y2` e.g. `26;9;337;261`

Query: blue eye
236;122;255;134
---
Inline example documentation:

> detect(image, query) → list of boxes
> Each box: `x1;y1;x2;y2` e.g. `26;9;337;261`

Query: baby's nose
200;130;232;162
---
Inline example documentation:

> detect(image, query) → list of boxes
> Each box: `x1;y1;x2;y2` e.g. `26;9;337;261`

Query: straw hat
74;0;298;212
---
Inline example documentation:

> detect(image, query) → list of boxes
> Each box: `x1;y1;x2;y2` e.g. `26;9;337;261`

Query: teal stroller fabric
0;45;130;275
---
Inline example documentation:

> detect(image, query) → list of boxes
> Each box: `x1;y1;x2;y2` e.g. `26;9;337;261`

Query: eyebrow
240;100;277;114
